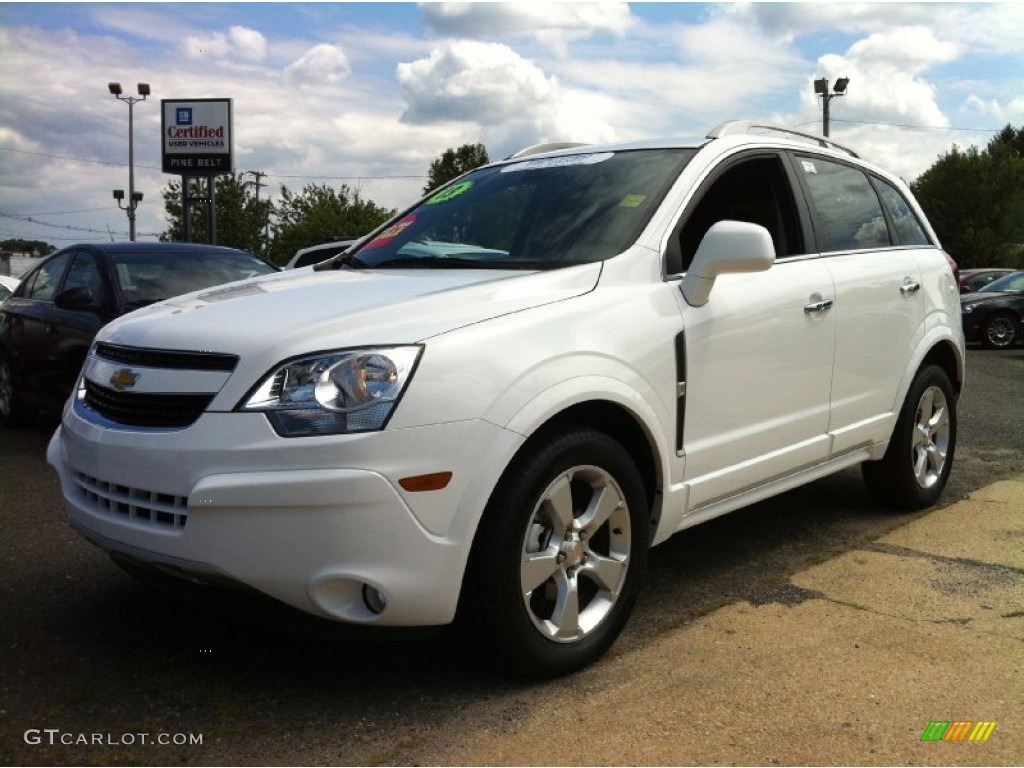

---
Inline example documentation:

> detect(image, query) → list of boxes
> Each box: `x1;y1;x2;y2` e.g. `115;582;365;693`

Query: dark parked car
0;242;278;426
960;270;1024;349
958;267;1014;293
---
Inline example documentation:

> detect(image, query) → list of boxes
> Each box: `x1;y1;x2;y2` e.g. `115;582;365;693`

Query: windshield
340;148;694;270
112;249;277;308
979;271;1024;293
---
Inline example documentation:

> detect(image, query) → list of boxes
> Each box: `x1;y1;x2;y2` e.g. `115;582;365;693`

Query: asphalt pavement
410;476;1023;766
2;347;1022;766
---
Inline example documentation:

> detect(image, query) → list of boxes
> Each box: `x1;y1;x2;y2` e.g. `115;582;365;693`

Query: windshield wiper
332;253;372;270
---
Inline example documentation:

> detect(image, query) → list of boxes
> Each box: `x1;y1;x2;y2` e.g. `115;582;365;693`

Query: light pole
108;81;149;241
813;76;849;138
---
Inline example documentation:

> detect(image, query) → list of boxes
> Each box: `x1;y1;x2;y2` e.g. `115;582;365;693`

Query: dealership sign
161;99;233;174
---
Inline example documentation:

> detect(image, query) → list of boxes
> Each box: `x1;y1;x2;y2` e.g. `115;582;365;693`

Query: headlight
961;305;974;314
239;346;421;437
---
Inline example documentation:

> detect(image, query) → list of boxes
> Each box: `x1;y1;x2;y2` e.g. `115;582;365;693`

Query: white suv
48;122;964;677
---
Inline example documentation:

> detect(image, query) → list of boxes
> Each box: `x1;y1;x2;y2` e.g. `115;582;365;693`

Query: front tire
862;365;956;510
459;427;649;678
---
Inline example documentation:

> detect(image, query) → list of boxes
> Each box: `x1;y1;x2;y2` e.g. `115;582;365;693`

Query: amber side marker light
398;472;453;492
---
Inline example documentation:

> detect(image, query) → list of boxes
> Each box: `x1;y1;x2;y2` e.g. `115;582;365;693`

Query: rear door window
795;155;891;252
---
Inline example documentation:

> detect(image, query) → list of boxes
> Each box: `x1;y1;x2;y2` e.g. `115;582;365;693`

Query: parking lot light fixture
813;76;849;137
108;81;150;240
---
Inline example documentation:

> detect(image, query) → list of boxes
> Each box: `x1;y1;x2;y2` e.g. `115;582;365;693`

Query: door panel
825;250;924;452
680;259;835;509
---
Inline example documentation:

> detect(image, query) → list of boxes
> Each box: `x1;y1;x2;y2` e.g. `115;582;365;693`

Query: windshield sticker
619;194;647;208
500;152;615;173
363;215;417;250
801;160;818;174
426;180;474;205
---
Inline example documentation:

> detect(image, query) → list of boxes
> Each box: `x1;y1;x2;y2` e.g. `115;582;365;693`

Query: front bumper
48;407;518;626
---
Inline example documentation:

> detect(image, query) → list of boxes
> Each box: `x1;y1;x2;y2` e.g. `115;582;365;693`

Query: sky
0;1;1022;251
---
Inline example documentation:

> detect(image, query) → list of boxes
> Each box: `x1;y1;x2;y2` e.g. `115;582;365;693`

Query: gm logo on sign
920;721;997;742
176;107;193;125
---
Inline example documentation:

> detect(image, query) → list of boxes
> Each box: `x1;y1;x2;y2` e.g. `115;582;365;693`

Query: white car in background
285;240;355;269
48;121;964;677
0;274;19;301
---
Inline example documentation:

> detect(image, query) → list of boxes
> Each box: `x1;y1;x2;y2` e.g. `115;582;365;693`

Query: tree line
910;125;1024;269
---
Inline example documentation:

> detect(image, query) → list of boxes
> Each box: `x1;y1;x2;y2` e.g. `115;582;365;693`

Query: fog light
362;584;388;614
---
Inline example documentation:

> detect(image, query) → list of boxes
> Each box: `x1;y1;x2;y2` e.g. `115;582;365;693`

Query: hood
99;263;602;364
960;290;1010;306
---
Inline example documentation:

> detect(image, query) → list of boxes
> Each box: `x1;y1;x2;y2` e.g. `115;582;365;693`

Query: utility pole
244;170;270;250
813;77;850;137
245;170;267;202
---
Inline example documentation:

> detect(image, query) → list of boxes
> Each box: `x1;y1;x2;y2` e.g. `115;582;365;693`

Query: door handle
900;279;921;295
803;297;834;314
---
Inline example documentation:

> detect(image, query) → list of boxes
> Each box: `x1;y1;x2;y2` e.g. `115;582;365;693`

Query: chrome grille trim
74;472;188;529
94;342;238;372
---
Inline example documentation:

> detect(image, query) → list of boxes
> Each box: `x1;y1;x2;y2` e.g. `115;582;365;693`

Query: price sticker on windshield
427;181;474;204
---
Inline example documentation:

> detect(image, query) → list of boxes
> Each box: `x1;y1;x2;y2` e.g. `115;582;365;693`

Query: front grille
94;342;237;372
75;472;188;529
83;380;213;428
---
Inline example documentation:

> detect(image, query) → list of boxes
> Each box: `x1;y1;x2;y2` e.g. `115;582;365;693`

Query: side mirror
54;286;95;310
680;220;775;307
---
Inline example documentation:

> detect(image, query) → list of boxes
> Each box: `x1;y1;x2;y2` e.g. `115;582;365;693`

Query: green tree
268;184;393;265
160;173;272;255
989;124;1024;158
911;126;1024;269
423;143;490;194
0;239;56;257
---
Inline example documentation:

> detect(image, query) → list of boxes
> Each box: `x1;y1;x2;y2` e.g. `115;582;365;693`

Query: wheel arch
521;400;663;532
918;337;964;398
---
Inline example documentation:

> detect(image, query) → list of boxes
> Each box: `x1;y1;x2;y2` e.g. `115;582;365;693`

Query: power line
0;211;159;237
12;207;111;216
271;173;428;180
792;118;1005;133
0;146;162;170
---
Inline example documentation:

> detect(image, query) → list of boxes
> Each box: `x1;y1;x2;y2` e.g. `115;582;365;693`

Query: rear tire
459;426;649;678
982;313;1018;349
862;365;956;510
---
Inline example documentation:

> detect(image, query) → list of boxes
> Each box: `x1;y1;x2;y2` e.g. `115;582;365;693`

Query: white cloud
284;44;352;85
228;26;268;62
182;25;267;62
398;40;559;124
422;2;633;55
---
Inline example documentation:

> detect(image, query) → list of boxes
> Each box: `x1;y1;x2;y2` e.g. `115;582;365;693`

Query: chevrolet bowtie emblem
109;368;140;391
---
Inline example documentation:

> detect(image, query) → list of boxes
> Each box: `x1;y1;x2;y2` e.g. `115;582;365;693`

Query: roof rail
707;120;859;158
505;141;590;160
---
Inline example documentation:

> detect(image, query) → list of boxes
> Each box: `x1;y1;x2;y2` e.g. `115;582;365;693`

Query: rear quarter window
873;177;932;246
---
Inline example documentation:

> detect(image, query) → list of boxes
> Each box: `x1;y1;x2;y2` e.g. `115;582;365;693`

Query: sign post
161;99;233;243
